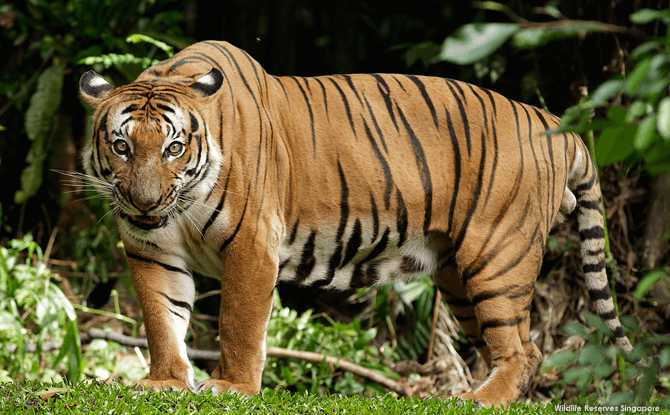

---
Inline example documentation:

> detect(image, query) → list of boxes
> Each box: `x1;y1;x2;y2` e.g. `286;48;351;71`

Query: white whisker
98;205;120;225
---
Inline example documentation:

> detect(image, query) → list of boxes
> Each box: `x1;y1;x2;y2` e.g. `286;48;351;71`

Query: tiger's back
270;73;571;291
79;40;632;408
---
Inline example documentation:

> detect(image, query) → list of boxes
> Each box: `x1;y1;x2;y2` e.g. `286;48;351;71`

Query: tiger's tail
568;139;633;353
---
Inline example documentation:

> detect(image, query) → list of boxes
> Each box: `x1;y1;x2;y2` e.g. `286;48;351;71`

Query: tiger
78;40;633;407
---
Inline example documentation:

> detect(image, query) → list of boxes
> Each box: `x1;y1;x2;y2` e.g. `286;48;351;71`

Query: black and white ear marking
189;68;224;96
80;71;115;108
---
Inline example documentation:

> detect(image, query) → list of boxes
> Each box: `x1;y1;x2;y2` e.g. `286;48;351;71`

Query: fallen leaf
35;387;72;400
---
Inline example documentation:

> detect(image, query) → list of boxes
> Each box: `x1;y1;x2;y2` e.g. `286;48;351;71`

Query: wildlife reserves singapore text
556;404;660;413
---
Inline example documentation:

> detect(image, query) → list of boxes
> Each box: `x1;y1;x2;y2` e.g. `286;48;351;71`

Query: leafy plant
557;9;670;176
15;62;65;204
0;235;83;383
542;312;670;409
263;290;398;395
399;1;630;85
370;275;436;361
78;34;174;71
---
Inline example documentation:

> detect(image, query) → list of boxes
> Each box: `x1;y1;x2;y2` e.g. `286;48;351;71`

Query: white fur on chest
120;209;225;280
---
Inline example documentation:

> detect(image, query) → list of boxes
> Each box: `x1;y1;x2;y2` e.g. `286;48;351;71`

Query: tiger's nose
129;188;163;213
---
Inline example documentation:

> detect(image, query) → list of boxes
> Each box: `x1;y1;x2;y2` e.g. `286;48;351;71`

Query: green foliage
436;23;520;66
634;269;669;301
264;290;398;395
431;2;621;79
81;337;150;383
366;275;436;361
396;277;435;360
630;8;670;25
424;1;670;151
78;34;174;70
126;34;174;57
0;235;83;383
78;52;157;71
557;10;670;175
15;62;65;204
542;313;670;409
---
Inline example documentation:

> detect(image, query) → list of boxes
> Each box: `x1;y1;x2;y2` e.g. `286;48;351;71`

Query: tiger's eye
167;142;183;155
113;140;129;155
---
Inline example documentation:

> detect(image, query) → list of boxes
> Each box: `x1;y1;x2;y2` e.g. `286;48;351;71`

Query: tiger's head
79;68;224;238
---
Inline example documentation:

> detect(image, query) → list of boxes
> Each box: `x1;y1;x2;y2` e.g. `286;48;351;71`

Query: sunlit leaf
436;23;520;65
625;58;651;95
630;40;663;61
657;96;670;140
126;34;174;57
544;6;562;19
626;100;647;122
634;114;658;151
635;269;667;300
591;80;624;105
630;8;670;25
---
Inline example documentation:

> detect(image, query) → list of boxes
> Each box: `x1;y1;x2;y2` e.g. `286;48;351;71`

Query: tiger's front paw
455;392;507;409
135;378;194;393
197;379;259;396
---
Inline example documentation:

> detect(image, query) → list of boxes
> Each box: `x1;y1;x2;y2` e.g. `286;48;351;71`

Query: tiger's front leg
197;234;278;396
127;251;197;392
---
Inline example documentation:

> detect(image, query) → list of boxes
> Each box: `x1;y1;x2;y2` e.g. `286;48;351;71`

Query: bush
0;235;83;383
542;313;670;409
263;290;398;395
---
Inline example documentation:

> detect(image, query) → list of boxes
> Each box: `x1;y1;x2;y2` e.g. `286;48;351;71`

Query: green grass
0;381;589;415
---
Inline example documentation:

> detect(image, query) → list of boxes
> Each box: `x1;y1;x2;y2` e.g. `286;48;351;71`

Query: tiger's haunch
79;40;632;408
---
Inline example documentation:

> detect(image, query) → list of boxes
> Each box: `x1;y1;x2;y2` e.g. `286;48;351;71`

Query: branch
12;328;408;396
472;1;643;36
265;346;407;396
86;328;220;361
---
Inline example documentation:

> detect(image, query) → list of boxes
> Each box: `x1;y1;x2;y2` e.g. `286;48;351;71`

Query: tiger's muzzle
120;212;168;231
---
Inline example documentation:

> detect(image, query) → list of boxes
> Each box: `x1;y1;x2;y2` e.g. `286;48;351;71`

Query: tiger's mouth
121;212;168;231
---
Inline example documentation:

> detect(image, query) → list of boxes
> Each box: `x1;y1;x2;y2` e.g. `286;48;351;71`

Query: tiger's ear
80;70;115;108
189;68;224;97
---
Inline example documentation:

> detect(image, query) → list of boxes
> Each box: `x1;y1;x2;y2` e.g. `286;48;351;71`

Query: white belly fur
277;229;438;290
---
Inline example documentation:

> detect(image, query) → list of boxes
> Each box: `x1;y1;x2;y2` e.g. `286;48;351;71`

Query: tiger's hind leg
450;239;544;408
433;258;492;369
